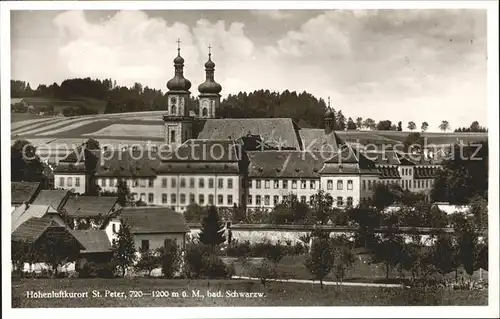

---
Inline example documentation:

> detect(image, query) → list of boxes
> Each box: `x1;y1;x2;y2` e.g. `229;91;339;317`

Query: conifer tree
198;205;226;258
112;220;136;277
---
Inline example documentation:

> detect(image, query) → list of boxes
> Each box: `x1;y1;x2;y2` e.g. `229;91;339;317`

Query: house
432;203;471;215
61;195;119;228
11;181;42;211
104;206;190;251
69;229;114;270
11;204;66;233
31;189;70;210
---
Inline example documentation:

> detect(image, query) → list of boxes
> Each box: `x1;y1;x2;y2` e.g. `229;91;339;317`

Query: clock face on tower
170;97;177;105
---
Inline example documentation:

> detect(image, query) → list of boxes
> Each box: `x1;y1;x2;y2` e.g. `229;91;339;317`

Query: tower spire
176;38;181;55
328;96;331;109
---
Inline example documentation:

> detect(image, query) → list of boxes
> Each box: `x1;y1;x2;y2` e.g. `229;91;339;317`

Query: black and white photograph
2;1;499;318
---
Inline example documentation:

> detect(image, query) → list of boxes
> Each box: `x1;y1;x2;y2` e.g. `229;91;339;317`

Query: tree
116;179;133;207
11;140;46;184
85;138;100;150
371;221;405;279
305;231;335;289
198;206;226;258
161;239;181;278
270;193;310;224
331;235;356;283
407;121;416;131
403;132;424;153
362;118;376;130
371;183;404;210
469;121;480;132
336;110;347;130
397;121;403;131
134;248;161;277
184;203;206;223
376;120;392;131
355;117;363;130
421;122;429;132
347;206;381;250
439;120;450;132
309;190;334;224
431;142;488;204
453;213;481;277
232;203;247;223
346;117;357;130
112;220;136;277
429;233;460;282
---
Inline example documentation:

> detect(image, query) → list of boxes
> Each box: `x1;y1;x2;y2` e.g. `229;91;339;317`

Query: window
347;180;353;190
139;179;146;187
133;179;139;187
208;195;214;205
132;193;137;201
256;180;262;189
208;178;214;188
218;195;224;205
162;178;168;188
256;195;262;205
162;194;168;204
109;178;114;187
199;178;205;188
337;180;343;190
170;130;176;143
67;177;73;187
401;180;404;188
141;240;150;251
310;180;316;189
309;195;314;203
228;179;233;189
171;178;176;188
273;195;279;206
190;178;195;188
148;193;154;203
180;194;186;204
301;180;307;189
228;195;233;205
292;180;297;189
75;177;80;187
426;180;429;188
180;178;186;188
367;180;372;190
409;169;412;176
171;194;177;204
283;180;288;189
189;193;195;204
327;180;333;190
199;194;205;205
346;197;353;207
264;195;270;206
300;196;306;204
247;180;252;188
265;180;270;189
112;224;116;233
247;195;253;205
140;193;146;202
148;178;154;187
337;196;343;207
362;180;366;190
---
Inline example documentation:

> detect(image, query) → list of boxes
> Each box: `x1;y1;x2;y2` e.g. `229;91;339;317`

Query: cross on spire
176;38;181;52
328;96;331;108
208;44;212;56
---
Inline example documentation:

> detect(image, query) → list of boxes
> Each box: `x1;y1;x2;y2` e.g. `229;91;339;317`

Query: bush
204;257;233;279
79;261;116;278
226;240;251;257
183;243;210;278
252;259;277;287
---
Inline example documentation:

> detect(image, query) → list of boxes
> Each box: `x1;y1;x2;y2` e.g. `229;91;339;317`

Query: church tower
198;45;222;118
163;39;193;146
324;97;335;134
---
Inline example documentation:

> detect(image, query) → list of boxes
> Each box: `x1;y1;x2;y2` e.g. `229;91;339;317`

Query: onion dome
325;108;334;118
198;51;222;95
166;43;191;92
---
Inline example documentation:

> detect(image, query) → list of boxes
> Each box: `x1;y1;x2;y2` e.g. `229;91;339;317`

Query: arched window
202;108;208;117
171;105;177;115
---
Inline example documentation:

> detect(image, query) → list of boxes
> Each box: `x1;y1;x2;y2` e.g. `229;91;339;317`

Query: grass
11;113;54;123
12;278;487;308
227;253;487;284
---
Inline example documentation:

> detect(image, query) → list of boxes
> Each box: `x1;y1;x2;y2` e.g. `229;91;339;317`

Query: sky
11;9;487;131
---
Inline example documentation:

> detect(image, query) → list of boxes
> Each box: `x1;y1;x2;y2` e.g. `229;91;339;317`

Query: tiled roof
414;167;438;179
62;195;118;218
299;129;340;152
12;204;59;232
31;189;70;210
162;139;241;162
363;150;401;165
11;182;41;205
325;145;359;164
119;207;189;234
378;166;402;179
69;230;112;253
11;217;58;243
319;163;361;175
95;150;160;178
156;162;240;174
197;118;301;150
247;151;327;178
53;162;86;173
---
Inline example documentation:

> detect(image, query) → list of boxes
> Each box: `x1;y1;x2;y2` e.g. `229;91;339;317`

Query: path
231;275;407;288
